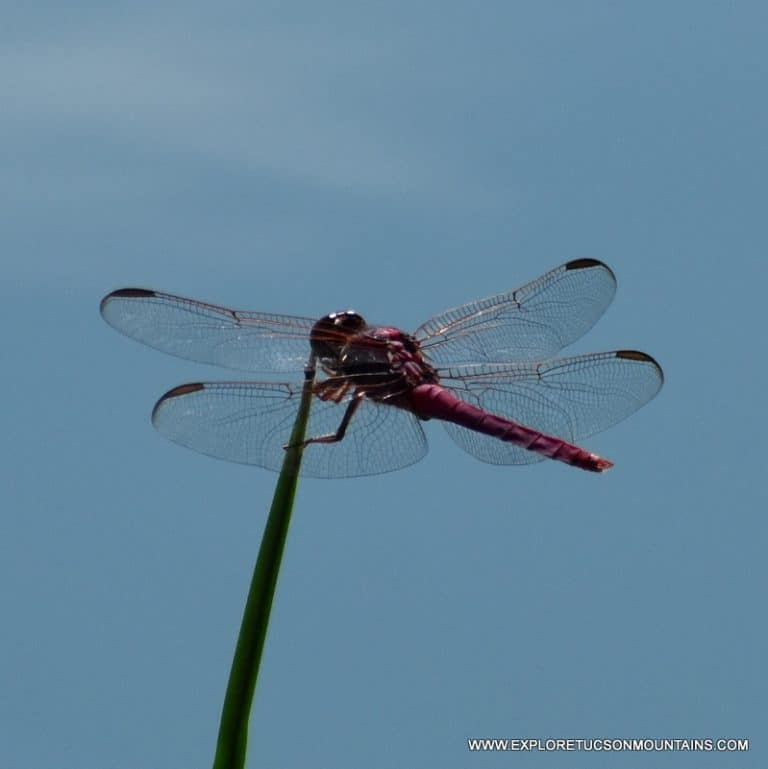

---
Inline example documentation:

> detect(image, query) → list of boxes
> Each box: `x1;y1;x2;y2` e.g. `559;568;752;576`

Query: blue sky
2;2;766;767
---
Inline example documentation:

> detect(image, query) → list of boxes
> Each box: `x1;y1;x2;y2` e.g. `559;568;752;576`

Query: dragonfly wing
151;381;428;478
415;259;617;364
437;351;663;465
100;289;317;372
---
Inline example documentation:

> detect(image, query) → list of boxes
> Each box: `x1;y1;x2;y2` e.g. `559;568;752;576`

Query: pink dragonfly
100;259;663;478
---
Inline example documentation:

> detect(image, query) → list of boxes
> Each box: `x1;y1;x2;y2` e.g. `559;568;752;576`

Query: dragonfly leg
284;390;364;449
314;377;352;404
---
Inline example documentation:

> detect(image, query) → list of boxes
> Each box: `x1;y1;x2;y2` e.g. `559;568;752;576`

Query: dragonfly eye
310;311;367;359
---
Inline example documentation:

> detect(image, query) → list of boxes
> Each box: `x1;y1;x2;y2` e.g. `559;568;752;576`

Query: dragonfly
100;259;663;478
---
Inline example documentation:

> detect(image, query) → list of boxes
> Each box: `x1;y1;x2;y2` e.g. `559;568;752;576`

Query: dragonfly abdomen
405;384;613;473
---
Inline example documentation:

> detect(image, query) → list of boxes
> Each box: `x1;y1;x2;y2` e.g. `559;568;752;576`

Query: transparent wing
437;351;663;465
151;381;428;478
100;289;319;372
415;259;617;364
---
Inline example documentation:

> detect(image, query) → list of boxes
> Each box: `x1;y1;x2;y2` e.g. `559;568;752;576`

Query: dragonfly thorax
310;312;438;398
338;326;439;391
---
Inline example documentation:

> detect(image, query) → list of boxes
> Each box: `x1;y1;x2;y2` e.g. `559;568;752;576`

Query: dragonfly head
310;310;367;360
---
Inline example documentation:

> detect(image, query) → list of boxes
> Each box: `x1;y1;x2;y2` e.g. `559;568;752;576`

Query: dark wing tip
166;382;206;397
109;288;157;298
564;259;618;296
616;350;665;382
565;258;616;281
566;257;606;270
152;382;205;422
100;288;157;314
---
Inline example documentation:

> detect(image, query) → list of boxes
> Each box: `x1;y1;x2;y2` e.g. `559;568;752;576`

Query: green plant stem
212;368;315;769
